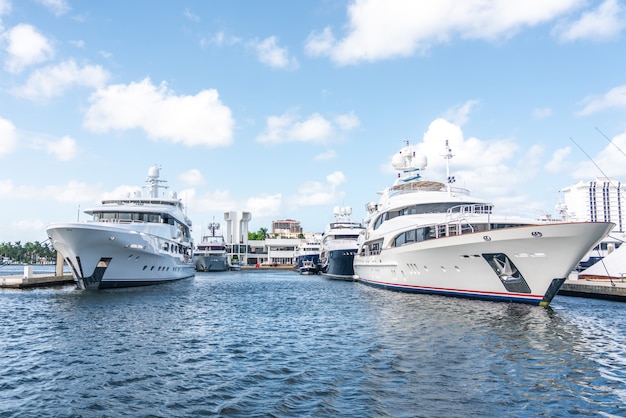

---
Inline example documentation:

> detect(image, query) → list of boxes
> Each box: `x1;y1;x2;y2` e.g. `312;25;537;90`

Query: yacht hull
47;223;195;289
354;222;612;306
194;255;229;272
321;249;357;281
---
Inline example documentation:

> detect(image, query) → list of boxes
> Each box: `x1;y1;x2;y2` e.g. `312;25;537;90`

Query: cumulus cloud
11;60;110;101
179;169;205;186
245;193;282;217
83;78;234;148
201;31;242;48
305;0;585;65
532;107;553;119
553;0;626;42
2;23;54;72
577;85;626;115
257;110;358;144
46;135;78;161
572;132;626;179
314;149;337;161
0;116;18;158
192;189;237;213
546;146;572;173
442;99;479;126
288;171;346;208
0;0;11;18
252;36;298;69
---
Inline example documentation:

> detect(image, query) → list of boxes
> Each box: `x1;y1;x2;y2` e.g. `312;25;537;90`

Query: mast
145;165;168;198
442;140;454;194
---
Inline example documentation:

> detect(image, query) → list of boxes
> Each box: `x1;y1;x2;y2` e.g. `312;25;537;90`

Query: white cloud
192;189;237;213
179;169;205;186
326;171;346;187
442;99;480;126
201;31;241;48
46;181;101;203
2;23;54;73
83;78;234;148
314;149;337;161
577;85;626;115
305;0;583;65
12;60;110;101
553;0;626;42
252;36;298;69
572;131;626;178
257;110;357;144
13;218;46;233
183;8;200;22
0;0;11;18
0;116;18;158
334;111;360;130
532;107;553;119
288;171;346;208
546;146;572;172
46;135;78;161
245;193;282;217
36;0;70;16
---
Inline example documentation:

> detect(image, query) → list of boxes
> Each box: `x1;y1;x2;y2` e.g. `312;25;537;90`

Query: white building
558;177;625;232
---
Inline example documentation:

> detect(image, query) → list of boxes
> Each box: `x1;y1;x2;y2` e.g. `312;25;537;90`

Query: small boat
47;165;195;289
193;222;229;272
299;259;320;275
319;206;365;281
353;140;614;306
294;236;322;275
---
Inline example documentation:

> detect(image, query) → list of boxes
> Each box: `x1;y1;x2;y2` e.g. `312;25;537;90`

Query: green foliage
248;227;269;241
0;241;57;264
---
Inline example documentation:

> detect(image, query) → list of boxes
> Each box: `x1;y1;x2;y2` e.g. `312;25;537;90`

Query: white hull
354;222;612;305
48;223;195;289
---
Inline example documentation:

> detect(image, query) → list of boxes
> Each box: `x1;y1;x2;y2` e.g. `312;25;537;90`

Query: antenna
442;140;455;193
595;127;626;159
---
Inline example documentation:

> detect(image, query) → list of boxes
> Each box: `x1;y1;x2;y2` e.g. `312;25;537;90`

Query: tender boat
299;259;320;275
353;140;614;306
294;236;322;275
47;166;195;289
193;222;229;272
319;206;365;281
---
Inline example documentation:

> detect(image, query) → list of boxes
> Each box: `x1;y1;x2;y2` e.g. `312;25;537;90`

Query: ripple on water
0;272;625;417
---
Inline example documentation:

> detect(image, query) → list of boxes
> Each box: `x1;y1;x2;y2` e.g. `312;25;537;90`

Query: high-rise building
558;178;625;232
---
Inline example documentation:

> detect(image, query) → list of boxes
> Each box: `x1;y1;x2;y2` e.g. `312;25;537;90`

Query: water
1;270;624;417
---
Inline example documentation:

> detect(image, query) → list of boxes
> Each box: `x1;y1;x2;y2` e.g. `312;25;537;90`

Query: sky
2;0;626;245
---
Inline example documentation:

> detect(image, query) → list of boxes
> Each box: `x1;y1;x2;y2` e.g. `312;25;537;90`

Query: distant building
271;219;302;238
558;178;625;232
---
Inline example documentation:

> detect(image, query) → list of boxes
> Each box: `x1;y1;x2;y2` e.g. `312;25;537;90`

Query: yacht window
394;233;406;247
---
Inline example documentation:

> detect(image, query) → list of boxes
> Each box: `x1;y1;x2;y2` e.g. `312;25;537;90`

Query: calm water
1;269;625;417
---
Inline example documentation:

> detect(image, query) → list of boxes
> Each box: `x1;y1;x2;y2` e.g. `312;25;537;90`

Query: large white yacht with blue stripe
47;166;195;289
353;141;613;306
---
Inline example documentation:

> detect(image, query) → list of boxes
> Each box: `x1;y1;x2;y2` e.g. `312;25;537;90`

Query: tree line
0;241;57;264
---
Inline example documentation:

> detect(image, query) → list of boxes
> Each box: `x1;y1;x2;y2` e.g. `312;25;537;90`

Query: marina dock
558;277;626;302
0;272;74;289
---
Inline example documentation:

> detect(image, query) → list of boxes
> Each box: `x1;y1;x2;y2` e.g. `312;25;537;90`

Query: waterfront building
558;178;625;232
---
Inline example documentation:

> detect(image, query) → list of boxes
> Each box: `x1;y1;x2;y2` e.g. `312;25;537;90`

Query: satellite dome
148;165;160;179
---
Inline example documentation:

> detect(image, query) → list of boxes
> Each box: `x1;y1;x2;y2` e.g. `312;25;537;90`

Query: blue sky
1;0;626;244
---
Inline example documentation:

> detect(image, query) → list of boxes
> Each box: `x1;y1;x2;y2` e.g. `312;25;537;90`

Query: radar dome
413;154;428;169
148;165;160;179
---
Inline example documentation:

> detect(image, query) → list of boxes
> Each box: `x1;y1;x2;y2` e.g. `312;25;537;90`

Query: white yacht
194;223;229;272
47;166;195;289
353;141;614;306
294;236;322;275
320;206;365;281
